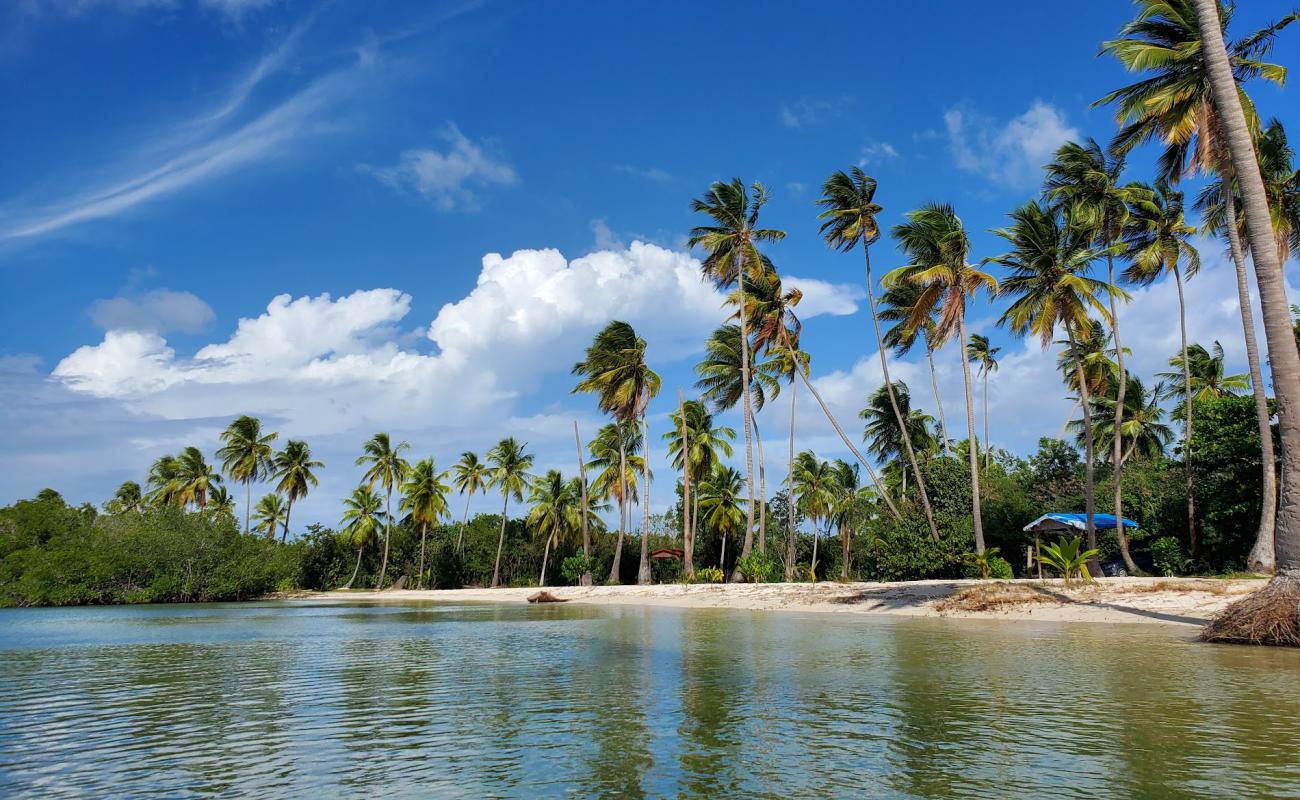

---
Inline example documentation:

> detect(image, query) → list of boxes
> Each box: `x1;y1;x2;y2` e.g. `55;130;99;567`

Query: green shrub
737;550;779;583
560;553;599;584
1150;536;1185;577
988;556;1015;580
694;566;724;584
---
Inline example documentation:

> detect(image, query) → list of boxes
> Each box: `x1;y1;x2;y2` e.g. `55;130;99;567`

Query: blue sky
2;0;1299;527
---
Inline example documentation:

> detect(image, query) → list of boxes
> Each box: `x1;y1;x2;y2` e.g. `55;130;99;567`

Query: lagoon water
1;600;1298;798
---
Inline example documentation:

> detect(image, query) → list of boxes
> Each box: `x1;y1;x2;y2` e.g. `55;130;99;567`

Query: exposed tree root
1200;574;1300;647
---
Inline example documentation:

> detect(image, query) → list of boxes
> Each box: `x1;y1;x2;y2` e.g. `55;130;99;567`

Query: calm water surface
1;600;1298;798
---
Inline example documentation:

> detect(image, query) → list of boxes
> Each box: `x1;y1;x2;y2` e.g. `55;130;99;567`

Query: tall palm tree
993;200;1113;569
572;321;661;584
216;416;278;534
829;459;863;580
887;203;998;552
107;481;144;515
967;334;1001;469
689;179;786;572
792;451;836;576
880;280;951;454
401;458;451;590
818;168;939;542
451;452;488;554
1158;341;1250;415
340;485;384;589
588;422;643;583
487;437;533;588
665;399;736;578
697;464;745;572
145;454;181;508
572;421;592;586
860;381;936;494
253;493;287;540
356;433;411;590
175;446;222;509
1123;180;1202;553
527;469;579;587
1069;376;1174;466
272;440;322;543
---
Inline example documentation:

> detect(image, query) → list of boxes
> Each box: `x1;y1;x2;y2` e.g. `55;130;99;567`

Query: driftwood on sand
527;591;568;604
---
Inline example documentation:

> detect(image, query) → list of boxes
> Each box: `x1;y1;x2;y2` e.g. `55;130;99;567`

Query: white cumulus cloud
944;100;1078;189
89;289;215;334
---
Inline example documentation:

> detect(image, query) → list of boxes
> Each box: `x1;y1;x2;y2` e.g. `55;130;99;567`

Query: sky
2;0;1299;529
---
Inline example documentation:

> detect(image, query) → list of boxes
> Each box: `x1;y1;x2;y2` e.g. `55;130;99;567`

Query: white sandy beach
302;577;1265;627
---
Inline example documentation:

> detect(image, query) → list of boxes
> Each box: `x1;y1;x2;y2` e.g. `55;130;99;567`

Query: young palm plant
487;437;534;588
401;458;451;590
272;440;322;543
356;433;411;590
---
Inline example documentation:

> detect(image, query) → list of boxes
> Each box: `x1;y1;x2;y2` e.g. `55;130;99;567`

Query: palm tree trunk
574;421;593;586
692;494;700;570
677;390;695;580
343;546;363;589
926;338;951;455
1174;265;1197;560
982;369;990;470
244;478;252;535
638;403;652;585
719;531;727;570
1107;250;1138;575
810;521;819;579
1059;397;1082;440
1067;326;1101;577
751;401;767;556
491;495;509;588
377;488;393;590
282;497;292;544
607;440;627;584
1223;189;1278;574
416;521;428;590
958;314;985;553
736;248;758;571
841;521;851;580
539;531;553;587
864;242;939;541
456;494;471;553
786;375;797;581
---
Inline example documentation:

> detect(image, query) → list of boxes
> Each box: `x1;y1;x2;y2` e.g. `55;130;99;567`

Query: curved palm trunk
539;531;553;587
752;402;767;556
1068;327;1101;577
574;421;593;586
677;391;695;580
416;521;429;590
810;519;823;579
958;314;986;553
864;243;939;541
737;249;758;574
282;497;293;544
1173;265;1197;560
786;376;797;581
840;520;851;580
719;530;727;571
1224;190;1278;574
1107;251;1138;575
456;493;471;553
926;339;952;455
343;546;364;589
491;494;509;588
376;488;393;590
607;441;627;584
638;403;652;585
244;478;252;534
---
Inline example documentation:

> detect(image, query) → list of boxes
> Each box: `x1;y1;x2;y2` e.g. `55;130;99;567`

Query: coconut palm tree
253;493;287;540
1054;320;1123;439
818;167;939;542
527;469;579;587
401;458;451;590
451;452;488;554
993;200;1113;570
886;203;998;552
272;440;322;543
572;321;661;584
967;334;1001;469
829;459;863;580
1158;342;1250;416
487;437;533;588
340;485;384;589
145;454;181;508
879;281;951;455
175;446;222;509
207;486;236;519
1069;376;1174;466
216;416;278;534
588;422;643;583
697;465;745;572
689;179;786;571
107;481;144;515
356;433;411;590
792;451;836;577
664;399;736;578
1123;180;1202;553
860;381;936;494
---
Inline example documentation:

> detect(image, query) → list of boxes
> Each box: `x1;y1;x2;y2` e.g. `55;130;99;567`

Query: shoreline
293;577;1265;627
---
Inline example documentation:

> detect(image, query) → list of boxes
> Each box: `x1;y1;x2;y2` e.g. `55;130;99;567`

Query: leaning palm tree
401;458;451;590
451;452;488;554
107;481;144;515
272;440;322;543
1123;180;1202;553
966;334;1001;469
487;437;533;588
880;280;951;454
886;203;998;552
572;321;661;584
588;422;643;583
993;200;1116;571
818;168;939;542
356;433;411;590
252;493;288;540
216;416;278;534
527;469;579;587
340;485;384;589
689;179;786;570
175;446;222;509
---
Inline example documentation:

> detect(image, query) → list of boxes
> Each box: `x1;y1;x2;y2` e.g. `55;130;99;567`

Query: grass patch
1121;580;1229;595
934;582;1058;614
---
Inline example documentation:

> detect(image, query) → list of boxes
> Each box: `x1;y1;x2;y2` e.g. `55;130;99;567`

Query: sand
297;577;1265;628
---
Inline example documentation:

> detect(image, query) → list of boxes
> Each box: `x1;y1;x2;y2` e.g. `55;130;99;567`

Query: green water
1;601;1297;798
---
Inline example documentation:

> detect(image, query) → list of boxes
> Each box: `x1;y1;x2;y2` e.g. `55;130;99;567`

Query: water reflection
1;603;1298;798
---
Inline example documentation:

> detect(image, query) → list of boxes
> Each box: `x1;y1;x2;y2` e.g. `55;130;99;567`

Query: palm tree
1069;376;1174;466
145;454;181;508
993;200;1113;570
340;485;384;589
107;481;144;514
665;399;736;579
356;433;411;590
887;203;998;552
689;179;786;574
572;321;661;584
1123;180;1202;553
216;416;278;534
792;451;836;576
572;421;593;586
588;422;643;583
272;440;322;543
819;168;940;542
697;465;745;572
527;469;579;587
401;458;451;590
1158;342;1250;417
451;452;488;554
207;485;236;519
487;437;533;588
880;280;951;454
860;381;936;494
175;446;222;509
967;334;1001;469
829;459;864;580
253;493;288;540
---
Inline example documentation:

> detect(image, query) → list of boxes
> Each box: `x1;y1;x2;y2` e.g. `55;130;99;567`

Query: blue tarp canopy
1023;513;1139;533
